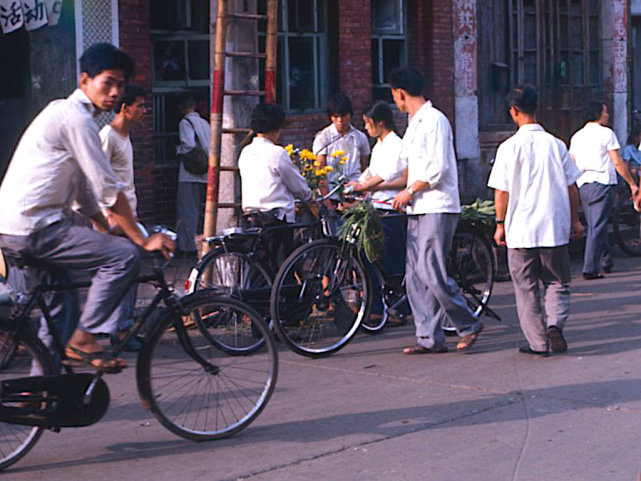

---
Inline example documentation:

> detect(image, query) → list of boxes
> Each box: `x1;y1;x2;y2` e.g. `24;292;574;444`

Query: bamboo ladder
202;0;278;256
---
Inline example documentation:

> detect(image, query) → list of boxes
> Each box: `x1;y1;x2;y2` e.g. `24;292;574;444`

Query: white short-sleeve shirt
363;131;405;210
312;124;370;183
400;101;460;215
488;123;582;248
100;125;137;216
238;137;311;223
569;122;620;187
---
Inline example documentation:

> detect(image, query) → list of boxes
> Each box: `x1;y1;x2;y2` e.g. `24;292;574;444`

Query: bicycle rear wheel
0;327;54;471
188;247;272;354
270;239;371;357
443;224;495;332
137;292;278;441
613;187;641;256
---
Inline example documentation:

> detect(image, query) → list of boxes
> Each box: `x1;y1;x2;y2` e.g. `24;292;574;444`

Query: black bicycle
0;249;278;471
269;211;499;357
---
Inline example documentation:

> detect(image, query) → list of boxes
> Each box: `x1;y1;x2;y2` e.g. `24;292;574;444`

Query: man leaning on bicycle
0;43;175;372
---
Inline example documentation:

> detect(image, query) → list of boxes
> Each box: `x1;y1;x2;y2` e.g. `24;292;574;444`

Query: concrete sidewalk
6;252;641;481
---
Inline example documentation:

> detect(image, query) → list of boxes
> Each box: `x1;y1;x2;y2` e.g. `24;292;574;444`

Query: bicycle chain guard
0;373;110;428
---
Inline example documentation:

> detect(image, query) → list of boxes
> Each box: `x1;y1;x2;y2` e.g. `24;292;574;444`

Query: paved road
5;253;641;480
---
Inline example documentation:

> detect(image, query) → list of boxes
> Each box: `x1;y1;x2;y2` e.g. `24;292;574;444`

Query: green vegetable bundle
460;199;496;228
338;202;385;263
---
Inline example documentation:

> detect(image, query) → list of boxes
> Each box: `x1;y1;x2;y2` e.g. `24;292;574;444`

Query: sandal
403;344;448;355
64;346;127;373
456;323;484;351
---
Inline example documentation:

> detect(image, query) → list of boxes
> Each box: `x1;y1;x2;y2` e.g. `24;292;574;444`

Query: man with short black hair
0;43;175;371
489;85;583;356
313;93;370;188
238;103;311;265
390;65;484;354
100;83;147;351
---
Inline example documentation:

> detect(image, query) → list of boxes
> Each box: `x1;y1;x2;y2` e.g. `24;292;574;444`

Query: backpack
179;117;209;175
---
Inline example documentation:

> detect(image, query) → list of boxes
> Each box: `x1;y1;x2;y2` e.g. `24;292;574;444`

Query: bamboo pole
203;0;229;255
265;0;278;104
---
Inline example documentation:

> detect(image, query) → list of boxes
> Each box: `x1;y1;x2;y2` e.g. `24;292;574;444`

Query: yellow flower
315;169;324;176
330;150;346;158
300;149;314;160
339;159;346;165
285;144;294;156
324;166;333;173
313;160;322;167
341;156;348;162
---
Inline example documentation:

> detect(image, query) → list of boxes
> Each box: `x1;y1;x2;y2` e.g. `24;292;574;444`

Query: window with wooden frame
150;0;209;164
371;0;407;102
509;0;602;140
259;0;329;111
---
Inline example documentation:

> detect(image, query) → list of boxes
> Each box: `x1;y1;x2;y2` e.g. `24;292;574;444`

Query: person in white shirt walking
238;103;311;265
389;66;483;354
176;96;210;255
489;85;584;356
99;83;147;351
0;43;175;372
569;99;639;279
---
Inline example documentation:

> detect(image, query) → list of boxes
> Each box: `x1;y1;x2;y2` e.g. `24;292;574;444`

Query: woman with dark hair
569;99;640;279
347;101;408;322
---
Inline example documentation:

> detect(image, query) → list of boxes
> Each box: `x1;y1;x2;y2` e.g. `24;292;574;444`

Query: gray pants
176;182;206;253
0;220;140;351
579;182;614;274
507;245;571;352
405;213;480;349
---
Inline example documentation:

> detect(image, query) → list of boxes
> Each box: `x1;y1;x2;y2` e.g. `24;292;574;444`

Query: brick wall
337;0;373;114
425;0;455;121
119;0;178;226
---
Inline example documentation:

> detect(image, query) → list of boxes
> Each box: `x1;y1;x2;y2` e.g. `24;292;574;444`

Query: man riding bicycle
0;43;175;372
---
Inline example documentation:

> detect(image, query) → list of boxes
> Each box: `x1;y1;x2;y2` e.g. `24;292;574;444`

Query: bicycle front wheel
613;187;641;256
188;247;273;354
270;239;371;357
443;224;495;332
137;292;278;441
0;327;54;471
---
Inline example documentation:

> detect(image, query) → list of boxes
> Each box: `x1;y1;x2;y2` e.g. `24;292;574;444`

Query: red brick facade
118;0;457;226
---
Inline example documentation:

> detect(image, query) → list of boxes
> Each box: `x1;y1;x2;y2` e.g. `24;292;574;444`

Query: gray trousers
405;213;480;349
0;220;140;351
579;182;614;274
176;182;206;253
507;245;571;352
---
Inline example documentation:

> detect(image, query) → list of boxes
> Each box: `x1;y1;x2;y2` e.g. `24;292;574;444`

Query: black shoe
518;345;549;357
547;326;568;353
582;272;604;280
602;265;613;274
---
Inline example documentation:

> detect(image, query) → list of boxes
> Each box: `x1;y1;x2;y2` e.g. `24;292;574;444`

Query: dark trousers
369;211;407;315
579;182;614;274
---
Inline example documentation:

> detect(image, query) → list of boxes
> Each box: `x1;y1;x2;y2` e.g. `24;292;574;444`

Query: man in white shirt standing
390;66;484;354
313;93;371;190
100;83;147;351
569;99;639;279
489;85;584;356
0;44;174;372
176;96;210;255
238;103;311;265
